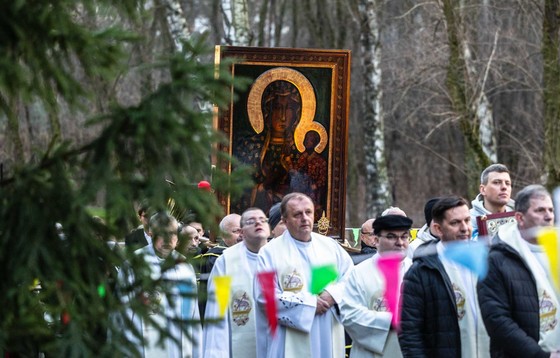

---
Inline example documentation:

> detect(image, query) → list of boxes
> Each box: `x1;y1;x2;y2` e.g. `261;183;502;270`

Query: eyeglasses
378;233;410;241
244;218;269;226
360;231;375;236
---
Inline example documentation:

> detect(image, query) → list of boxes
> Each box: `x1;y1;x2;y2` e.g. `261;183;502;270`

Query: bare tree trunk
335;0;348;49
162;0;191;51
256;0;269;46
440;0;490;193
1;95;24;166
211;0;224;45
543;0;560;188
273;0;288;47
473;30;498;163
462;0;497;163
221;0;252;45
302;0;323;47
359;0;390;216
290;0;299;47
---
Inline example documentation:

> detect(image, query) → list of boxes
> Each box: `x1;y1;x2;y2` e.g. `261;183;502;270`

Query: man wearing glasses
359;218;377;255
349;218;377;265
399;196;490;357
339;214;413;357
203;208;270;358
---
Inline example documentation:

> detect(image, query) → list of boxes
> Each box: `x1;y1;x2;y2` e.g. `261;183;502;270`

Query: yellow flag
213;275;232;317
537;228;559;290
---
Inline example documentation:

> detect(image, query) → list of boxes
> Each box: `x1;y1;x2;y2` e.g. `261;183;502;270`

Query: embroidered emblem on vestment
231;290;252;326
539;290;558;332
282;269;304;292
452;283;466;320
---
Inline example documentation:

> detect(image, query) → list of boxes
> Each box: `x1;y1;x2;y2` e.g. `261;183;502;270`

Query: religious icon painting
213;46;351;239
476;212;516;238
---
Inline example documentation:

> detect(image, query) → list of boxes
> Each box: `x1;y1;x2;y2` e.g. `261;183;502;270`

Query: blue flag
443;240;489;279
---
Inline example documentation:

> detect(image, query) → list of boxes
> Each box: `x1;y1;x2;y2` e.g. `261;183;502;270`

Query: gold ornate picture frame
476;212;516;238
214;46;351;239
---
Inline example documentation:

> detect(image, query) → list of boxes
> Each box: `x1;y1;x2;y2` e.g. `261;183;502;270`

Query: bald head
360;218;376;247
219;213;242;247
178;225;200;254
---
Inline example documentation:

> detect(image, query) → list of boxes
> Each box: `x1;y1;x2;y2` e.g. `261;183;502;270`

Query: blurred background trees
2;0;559;227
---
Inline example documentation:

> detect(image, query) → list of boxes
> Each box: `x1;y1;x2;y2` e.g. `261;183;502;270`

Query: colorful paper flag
376;253;404;330
97;284;106;298
257;271;278;336
213;275;232;317
443;240;489;279
310;264;338;295
177;281;196;321
352;228;360;247
537;227;559;290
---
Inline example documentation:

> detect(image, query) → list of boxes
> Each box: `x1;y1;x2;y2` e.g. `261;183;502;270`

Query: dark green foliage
0;1;251;356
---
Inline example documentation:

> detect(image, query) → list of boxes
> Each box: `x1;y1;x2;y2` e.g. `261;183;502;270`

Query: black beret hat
268;202;282;230
372;215;413;234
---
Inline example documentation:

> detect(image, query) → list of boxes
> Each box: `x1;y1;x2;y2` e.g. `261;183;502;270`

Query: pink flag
257;271;278;336
376;253;404;330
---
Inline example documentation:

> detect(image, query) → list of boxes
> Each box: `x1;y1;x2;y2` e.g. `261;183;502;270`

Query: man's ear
515;211;524;228
432;222;443;238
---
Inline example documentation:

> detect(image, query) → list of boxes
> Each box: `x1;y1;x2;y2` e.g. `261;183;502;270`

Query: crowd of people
116;163;559;358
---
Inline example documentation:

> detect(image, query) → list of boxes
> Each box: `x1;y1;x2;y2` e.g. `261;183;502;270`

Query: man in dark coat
477;185;560;357
124;205;151;250
399;196;490;358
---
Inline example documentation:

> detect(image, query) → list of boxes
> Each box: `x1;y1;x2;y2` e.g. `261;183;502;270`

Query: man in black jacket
477;185;560;357
124;204;151;250
399;196;490;358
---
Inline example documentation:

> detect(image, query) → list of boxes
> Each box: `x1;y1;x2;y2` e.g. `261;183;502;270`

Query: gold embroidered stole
439;253;489;358
275;232;344;358
223;243;257;358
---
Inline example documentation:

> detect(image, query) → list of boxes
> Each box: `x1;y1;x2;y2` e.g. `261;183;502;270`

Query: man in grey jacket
470;163;515;239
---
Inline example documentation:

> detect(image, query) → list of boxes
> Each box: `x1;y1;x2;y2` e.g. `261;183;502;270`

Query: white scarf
223;242;258;358
499;222;560;351
438;242;490;358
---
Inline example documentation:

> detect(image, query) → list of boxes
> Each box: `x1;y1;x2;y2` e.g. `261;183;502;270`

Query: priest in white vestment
254;193;354;358
118;212;202;358
203;208;270;358
340;214;413;358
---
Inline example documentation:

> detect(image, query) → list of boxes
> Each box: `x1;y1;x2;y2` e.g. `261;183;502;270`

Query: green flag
310;264;338;294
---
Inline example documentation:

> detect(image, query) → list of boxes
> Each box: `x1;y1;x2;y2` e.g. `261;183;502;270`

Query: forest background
3;0;560;227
